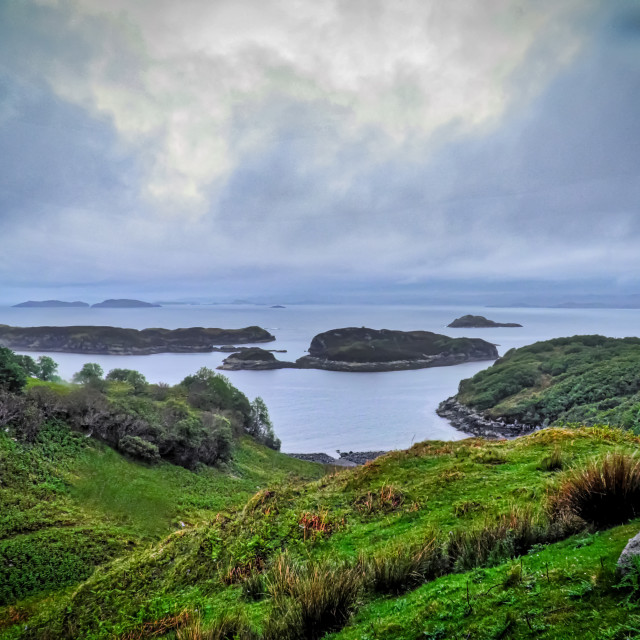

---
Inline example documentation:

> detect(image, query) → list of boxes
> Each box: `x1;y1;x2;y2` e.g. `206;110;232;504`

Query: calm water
3;304;640;454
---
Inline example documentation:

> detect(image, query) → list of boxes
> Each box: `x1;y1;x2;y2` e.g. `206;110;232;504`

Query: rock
447;315;522;328
617;532;640;576
295;327;498;372
218;347;298;370
436;397;538;439
0;325;275;355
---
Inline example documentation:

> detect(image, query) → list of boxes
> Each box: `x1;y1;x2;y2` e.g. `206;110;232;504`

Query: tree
106;368;148;393
248;397;281;451
72;363;104;385
0;347;27;393
15;355;39;377
37;356;60;382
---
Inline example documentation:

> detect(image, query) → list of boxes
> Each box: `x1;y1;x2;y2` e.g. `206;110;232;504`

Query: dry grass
552;452;640;527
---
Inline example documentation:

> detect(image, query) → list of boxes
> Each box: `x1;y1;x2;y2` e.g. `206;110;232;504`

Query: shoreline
286;450;388;466
436;396;538;439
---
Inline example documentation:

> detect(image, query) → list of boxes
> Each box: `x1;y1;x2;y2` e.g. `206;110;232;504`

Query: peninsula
447;314;522;328
13;300;89;308
0;325;275;355
219;327;498;372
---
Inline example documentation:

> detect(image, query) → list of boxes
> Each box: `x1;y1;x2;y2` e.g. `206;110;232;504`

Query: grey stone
617;532;640;576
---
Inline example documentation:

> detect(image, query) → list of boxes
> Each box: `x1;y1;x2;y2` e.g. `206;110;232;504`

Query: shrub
552;452;640;527
118;435;160;462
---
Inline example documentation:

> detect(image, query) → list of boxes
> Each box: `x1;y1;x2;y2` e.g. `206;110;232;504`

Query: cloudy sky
1;0;639;303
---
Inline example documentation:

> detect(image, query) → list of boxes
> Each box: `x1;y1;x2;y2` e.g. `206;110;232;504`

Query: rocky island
13;300;89;308
219;327;498;372
447;314;522;328
0;325;275;355
218;347;298;370
91;299;161;308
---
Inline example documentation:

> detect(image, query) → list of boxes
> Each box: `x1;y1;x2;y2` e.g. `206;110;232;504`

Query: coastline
436;396;538;439
286;450;388;466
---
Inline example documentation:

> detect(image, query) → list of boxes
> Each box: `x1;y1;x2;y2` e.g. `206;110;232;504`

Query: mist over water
3;304;640;454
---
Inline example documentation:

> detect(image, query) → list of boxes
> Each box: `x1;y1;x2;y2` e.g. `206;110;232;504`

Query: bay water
3;304;639;454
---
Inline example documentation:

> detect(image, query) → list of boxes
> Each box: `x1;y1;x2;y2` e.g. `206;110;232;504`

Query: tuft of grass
360;537;445;595
538;447;564;472
176;612;257;640
447;507;547;571
552;452;640;527
264;554;363;640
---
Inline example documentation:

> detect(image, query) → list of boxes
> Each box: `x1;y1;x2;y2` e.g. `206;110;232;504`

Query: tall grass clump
446;507;546;571
552;452;640;527
360;537;445;595
176;612;256;640
263;554;363;640
538;447;564;472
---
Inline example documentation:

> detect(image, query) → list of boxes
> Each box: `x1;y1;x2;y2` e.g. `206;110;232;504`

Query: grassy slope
0;424;323;621
5;426;640;639
455;335;640;428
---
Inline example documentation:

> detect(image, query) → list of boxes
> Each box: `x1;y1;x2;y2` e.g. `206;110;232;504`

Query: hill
438;335;640;435
91;299;161;308
5;426;640;639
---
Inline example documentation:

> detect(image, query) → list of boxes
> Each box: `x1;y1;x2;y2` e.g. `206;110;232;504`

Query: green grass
6;425;640;639
0;423;323;612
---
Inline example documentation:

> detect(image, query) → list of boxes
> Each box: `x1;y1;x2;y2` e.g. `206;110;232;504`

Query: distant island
0;325;275;355
92;299;161;308
13;300;89;308
271;305;286;308
447;314;522;328
219;327;498;372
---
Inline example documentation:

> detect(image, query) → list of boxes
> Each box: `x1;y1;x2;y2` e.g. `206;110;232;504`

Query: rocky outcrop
295;327;498;372
437;397;538;439
447;315;522;328
0;325;275;355
13;300;89;308
286;451;387;466
218;348;298;370
91;299;161;308
211;346;287;353
617;532;640;577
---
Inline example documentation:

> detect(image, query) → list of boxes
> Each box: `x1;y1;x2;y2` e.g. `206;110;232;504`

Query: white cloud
32;0;590;211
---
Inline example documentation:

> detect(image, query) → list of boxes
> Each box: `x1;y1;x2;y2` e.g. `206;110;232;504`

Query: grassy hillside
5;426;640;639
455;335;640;429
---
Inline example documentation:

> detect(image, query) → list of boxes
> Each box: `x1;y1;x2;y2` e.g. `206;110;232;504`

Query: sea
3;304;639;455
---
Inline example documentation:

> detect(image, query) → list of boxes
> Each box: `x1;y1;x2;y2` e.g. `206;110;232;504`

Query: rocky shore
437;397;538;439
287;450;388;466
295;352;495;372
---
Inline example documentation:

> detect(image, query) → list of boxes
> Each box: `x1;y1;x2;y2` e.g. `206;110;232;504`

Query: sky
1;0;640;304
